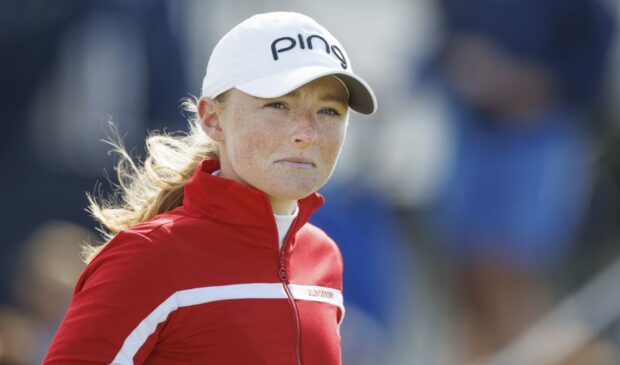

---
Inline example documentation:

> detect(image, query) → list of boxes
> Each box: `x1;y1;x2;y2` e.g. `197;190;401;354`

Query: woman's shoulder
75;224;179;295
88;213;186;264
295;223;344;284
299;222;331;240
297;223;341;255
90;207;217;264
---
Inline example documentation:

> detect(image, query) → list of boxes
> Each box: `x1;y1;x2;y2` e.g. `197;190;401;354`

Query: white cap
201;12;377;115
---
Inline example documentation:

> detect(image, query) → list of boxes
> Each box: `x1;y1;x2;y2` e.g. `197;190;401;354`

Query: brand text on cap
270;33;348;70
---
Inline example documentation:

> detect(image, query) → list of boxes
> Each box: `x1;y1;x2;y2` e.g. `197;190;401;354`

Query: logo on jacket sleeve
307;288;335;299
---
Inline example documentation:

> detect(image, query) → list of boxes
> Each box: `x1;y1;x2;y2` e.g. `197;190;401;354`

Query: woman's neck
268;197;297;215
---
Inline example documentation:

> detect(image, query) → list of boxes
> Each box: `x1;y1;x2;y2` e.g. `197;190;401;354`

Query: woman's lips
275;158;316;168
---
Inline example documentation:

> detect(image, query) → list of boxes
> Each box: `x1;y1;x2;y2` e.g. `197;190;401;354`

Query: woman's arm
43;231;174;365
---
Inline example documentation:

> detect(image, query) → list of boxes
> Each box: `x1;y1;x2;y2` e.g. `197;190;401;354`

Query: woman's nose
290;111;317;147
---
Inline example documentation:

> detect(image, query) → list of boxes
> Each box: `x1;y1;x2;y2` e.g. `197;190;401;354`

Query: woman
43;11;376;365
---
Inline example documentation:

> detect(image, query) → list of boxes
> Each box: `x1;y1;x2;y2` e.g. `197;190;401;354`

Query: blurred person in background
0;307;39;365
0;0;188;305
0;221;88;365
411;0;616;362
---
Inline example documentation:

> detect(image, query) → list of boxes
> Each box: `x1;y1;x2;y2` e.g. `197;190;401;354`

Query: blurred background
1;0;620;364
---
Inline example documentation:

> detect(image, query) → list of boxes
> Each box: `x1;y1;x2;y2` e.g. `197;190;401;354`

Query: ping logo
271;33;348;69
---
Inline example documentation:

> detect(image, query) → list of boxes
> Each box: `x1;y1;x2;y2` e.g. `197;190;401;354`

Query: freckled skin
198;76;350;214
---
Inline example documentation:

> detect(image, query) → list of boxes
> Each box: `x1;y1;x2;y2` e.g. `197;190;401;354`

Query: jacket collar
182;159;324;229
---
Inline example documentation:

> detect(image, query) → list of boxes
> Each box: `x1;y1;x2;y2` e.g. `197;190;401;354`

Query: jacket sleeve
43;231;175;365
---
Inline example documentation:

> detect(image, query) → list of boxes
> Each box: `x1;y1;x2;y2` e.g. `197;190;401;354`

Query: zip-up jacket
43;159;345;364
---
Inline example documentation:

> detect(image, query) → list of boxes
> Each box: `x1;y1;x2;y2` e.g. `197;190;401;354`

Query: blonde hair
84;98;218;263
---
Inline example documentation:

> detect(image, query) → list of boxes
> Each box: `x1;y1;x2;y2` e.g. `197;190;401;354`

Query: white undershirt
274;207;298;250
212;170;298;250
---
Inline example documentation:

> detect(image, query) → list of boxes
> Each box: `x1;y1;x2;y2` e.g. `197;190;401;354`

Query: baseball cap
201;12;377;115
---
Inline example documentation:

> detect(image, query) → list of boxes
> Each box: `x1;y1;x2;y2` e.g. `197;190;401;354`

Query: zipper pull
279;263;288;282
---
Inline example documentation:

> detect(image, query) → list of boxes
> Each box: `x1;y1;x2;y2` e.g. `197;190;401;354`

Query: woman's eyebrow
320;94;348;105
269;91;348;105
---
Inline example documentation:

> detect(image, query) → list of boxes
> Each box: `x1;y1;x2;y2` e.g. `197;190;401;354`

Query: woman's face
200;76;349;213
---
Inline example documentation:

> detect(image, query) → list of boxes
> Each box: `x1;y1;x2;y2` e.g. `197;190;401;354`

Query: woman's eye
319;108;340;116
265;102;285;109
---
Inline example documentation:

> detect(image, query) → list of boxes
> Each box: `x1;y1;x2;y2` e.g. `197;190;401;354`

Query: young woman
43;11;376;365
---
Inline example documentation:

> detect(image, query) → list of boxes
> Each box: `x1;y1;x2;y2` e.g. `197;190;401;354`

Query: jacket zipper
279;224;302;365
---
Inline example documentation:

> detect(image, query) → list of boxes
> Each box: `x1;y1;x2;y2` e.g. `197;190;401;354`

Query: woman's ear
197;97;225;142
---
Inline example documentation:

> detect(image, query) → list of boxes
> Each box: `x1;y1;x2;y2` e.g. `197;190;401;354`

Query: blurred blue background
1;1;620;364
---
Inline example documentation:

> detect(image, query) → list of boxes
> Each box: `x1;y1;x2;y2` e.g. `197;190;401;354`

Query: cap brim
235;66;377;115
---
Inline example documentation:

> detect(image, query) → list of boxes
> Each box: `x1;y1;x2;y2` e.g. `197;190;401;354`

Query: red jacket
44;159;344;365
